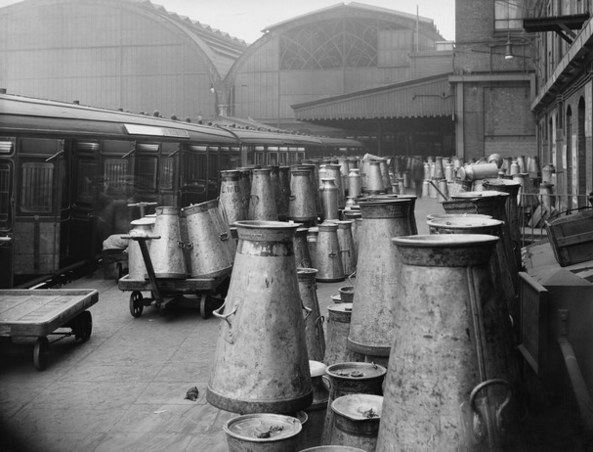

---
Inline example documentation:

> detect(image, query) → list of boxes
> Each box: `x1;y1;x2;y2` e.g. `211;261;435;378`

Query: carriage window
20;162;54;213
0;161;12;229
135;155;158;191
0;138;15;155
103;159;129;192
76;158;97;205
159;157;174;190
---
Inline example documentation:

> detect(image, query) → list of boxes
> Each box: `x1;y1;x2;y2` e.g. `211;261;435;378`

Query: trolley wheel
129;291;144;318
200;294;211;320
73;311;93;342
33;337;49;371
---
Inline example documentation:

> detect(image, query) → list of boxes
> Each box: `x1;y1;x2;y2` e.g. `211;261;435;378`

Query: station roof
291;73;454;121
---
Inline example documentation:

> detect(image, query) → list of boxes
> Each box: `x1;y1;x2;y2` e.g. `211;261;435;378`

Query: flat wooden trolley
0;289;99;370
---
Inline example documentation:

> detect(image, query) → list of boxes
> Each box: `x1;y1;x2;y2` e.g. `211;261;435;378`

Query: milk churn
237;167;252;203
457;162;499;181
223;413;302;452
248;168;278;221
322;362;386;445
445;162;454;181
379;159;391;194
219;170;246;225
307;227;319;269
183;200;234;278
516;155;526;173
207;221;312;414
366;160;384;194
321;178;340;221
336;221;356;276
345;196;357;210
427;217;515;312
348;168;362;199
434;156;444;179
397;178;405;195
342;211;361;256
394;194;418;235
128;217;155;280
502;157;512;175
302;163;324;219
422;180;430;197
377;235;518;452
208;199;236;263
324;164;345;208
301;360;331;450
527;155;541;181
269;165;281;215
423;162;431;180
315;222;345;282
325;304;364;367
347;198;413;361
148;206;187;279
390;182;400;195
277;166;291;221
509;160;519;176
330;394;382;451
539;182;555;211
298;268;326;362
295;227;313;268
289;167;318;226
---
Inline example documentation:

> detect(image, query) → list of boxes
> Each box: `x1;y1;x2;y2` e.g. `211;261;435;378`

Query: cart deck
0;289;99;370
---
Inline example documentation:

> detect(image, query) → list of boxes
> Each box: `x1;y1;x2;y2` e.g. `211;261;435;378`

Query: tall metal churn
324;303;364;367
376;235;519;451
248;168;278;220
219;169;246;225
298;268;325;362
207;220;312;414
148;206;187;278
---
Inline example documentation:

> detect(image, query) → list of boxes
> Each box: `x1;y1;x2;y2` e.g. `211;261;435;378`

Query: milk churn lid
326;362;387;380
427;217;502;229
452;190;508;199
328;303;353;313
223;413;302;441
131;217;155;226
426;213;491;221
309;360;327;378
392;234;499;248
331;394;383;420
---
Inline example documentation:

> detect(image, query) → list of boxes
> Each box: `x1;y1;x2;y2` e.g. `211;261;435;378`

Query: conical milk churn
315;222;345;282
336;220;356;275
366;160;384;194
297;268;325;362
183;200;234;278
219;170;246;225
148;206;187;278
376;235;519;452
248;168;278;221
325;303;364;366
289;167;317;226
207;221;312;414
127;217;155;280
330;394;383;451
295;227;313;268
237;167;252;210
277;166;291;221
207;199;236;264
322;362;386;445
347;198;413;364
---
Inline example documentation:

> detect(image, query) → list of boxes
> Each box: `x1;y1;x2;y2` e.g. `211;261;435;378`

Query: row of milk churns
206;189;523;450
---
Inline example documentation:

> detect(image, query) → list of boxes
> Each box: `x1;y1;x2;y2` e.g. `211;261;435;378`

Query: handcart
117;235;229;319
0;289;99;370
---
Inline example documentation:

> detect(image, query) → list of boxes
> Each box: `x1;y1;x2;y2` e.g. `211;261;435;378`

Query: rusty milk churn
298;268;325;362
325;304;364;366
365;160;384;194
289;167;318;227
183;200;234;278
321;178;340;221
315;222;345;282
277;166;291;221
248;168;278;221
377;235;518;452
348;168;362;199
348;198;413;364
219;170;246;226
295;227;313;268
330;394;383;451
322;362;387;445
148;206;187;278
335;220;356;276
207;221;312;414
127;217;155;280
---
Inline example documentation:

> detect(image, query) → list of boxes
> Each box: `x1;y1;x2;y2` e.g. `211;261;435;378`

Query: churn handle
469;378;512;448
212;301;238;329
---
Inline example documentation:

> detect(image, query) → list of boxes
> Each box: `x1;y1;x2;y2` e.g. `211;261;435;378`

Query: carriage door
61;140;100;266
14;138;63;279
0;137;15;287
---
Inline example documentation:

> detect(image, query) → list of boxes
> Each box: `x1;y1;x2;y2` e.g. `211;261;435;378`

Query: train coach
0;93;364;288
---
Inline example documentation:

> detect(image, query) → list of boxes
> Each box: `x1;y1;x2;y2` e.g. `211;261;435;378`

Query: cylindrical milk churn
445;162;454;181
423;162;431;181
422;180;430;197
289;167;318;226
295;227;313;268
278;166;291;221
434;156;444;179
427;217;516;316
330;394;382;451
248;168;278;221
128;217;155;280
347;198;413;361
348;168;362;199
325;304;364;367
301;163;323;219
379;158;391;194
219;170;246;225
208;199;236;264
457;162;499;181
336;220;356;276
377;235;518;452
322;362;386;445
302;360;330;450
307;227;319;270
509;160;519;176
148;206;187;279
207;221;312;414
184;200;234;278
321;178;340;221
517;155;526;173
325;164;345;209
366;160;384;194
298;268;326;362
315;222;345;282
